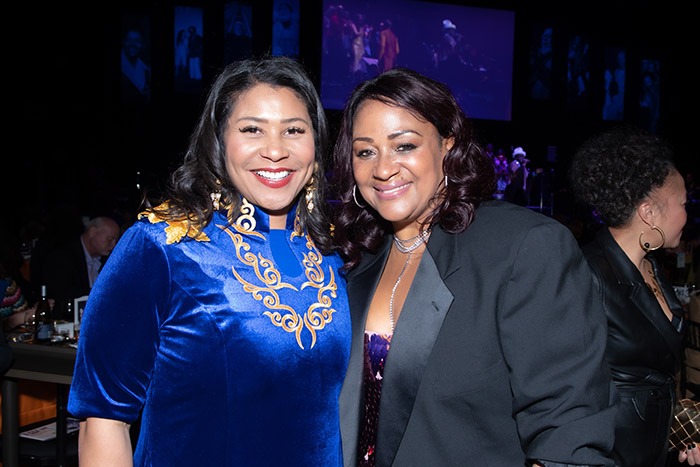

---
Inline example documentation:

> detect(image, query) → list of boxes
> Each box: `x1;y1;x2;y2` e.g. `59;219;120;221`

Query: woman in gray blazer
331;68;616;467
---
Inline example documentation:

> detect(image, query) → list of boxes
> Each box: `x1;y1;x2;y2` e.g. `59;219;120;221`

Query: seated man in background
34;216;120;305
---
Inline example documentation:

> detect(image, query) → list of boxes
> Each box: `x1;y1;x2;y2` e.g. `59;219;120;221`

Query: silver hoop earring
444;175;449;188
352;185;366;209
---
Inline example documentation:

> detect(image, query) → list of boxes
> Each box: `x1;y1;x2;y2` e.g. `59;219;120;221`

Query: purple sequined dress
358;331;392;467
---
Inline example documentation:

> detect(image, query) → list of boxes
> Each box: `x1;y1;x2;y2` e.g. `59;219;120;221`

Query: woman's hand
679;444;700;465
6;305;35;329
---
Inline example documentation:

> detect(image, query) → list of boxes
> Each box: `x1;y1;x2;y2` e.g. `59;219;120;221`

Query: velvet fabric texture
68;202;351;466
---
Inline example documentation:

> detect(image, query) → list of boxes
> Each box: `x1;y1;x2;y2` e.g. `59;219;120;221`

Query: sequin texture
358;331;392;467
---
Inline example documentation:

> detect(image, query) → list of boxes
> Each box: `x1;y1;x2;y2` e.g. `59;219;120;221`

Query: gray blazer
339;201;616;467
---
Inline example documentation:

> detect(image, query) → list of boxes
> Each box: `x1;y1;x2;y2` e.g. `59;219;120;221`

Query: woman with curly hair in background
570;127;699;466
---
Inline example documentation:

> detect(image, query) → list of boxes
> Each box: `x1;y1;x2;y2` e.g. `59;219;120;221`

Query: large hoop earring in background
639;225;666;252
353;185;366;209
305;175;316;214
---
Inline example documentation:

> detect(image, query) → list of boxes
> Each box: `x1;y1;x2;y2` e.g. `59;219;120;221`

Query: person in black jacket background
571;127;700;466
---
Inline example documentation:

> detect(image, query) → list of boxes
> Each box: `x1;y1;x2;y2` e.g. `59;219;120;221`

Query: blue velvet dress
68;200;351;466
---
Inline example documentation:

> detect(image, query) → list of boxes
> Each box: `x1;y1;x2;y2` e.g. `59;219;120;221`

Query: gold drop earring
305;163;319;214
210;179;222;211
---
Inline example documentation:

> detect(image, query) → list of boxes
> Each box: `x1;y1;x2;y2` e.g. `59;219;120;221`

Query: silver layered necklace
389;229;431;332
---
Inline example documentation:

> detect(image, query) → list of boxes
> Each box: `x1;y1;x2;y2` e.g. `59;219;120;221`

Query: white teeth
254;170;291;181
380;185;407;194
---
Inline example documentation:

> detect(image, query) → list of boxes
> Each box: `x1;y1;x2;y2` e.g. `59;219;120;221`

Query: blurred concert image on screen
321;0;514;121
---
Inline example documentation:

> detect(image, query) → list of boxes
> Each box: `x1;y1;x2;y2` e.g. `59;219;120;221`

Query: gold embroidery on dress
218;218;337;350
235;198;257;233
139;203;210;245
163;220;211;244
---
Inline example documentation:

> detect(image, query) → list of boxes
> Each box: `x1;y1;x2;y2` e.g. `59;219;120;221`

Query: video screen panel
321;0;515;121
529;24;552;100
224;1;254;63
639;59;660;133
272;0;300;58
121;14;151;103
174;6;204;94
567;34;591;109
601;46;625;121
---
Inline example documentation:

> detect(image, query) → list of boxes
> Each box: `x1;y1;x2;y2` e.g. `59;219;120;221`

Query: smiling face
351;99;451;235
223;84;316;228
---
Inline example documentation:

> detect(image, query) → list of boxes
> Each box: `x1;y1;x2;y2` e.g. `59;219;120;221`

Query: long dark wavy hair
332;67;496;269
145;56;334;253
569;126;676;227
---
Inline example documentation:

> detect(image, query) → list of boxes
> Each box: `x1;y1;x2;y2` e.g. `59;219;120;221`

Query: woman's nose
373;152;399;180
261;136;288;162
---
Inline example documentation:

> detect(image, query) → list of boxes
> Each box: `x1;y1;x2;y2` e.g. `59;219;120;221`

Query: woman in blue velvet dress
68;57;351;466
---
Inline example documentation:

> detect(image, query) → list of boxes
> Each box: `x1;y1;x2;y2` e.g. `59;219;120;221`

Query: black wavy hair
145;56;334;253
569;126;676;227
332;67;495;269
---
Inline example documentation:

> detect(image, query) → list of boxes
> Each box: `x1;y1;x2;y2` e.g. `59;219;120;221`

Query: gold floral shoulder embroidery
138;202;210;245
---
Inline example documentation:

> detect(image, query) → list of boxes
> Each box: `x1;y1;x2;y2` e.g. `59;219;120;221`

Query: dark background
6;0;695;237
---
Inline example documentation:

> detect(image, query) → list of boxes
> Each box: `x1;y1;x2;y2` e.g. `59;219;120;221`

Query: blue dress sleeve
68;221;170;423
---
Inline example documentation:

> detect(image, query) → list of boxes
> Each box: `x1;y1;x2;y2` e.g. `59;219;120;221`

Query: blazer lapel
340;239;392;467
598;229;684;365
628;285;684;365
628;257;684;364
375;234;455;467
